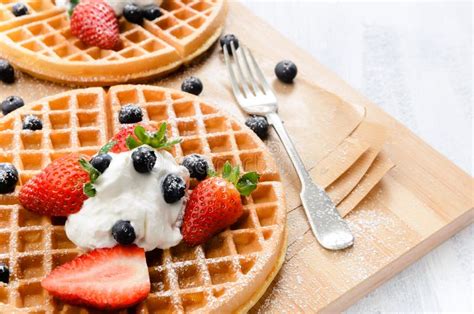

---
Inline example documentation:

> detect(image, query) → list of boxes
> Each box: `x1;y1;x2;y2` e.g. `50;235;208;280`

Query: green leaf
228;165;240;185
126;136;141;150
83;183;96;197
222;161;232;179
158;138;182;150
236;172;260;196
68;0;79;16
79;158;101;184
156;122;167;142
134;125;148;144
207;169;217;177
99;141;117;155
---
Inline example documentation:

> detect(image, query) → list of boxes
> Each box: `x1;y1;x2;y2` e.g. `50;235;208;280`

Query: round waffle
0;0;227;86
0;85;287;313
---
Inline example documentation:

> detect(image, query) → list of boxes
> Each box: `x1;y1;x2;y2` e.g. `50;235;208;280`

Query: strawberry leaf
158;138;182;150
99;141;117;155
127;123;181;151
236;172;260;196
79;158;100;184
134;125;148;144
222;161;232;179
83;182;97;197
126;136;141;150
208;169;218;177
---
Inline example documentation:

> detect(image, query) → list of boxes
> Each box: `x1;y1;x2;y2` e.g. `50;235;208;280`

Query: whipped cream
65;147;189;252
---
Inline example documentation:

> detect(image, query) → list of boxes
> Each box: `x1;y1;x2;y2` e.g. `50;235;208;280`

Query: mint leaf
236;172;260;196
126;135;141;150
99;141;116;155
83;183;96;197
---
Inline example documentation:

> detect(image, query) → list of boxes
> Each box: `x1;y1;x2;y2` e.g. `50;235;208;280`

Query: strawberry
109;123;180;153
19;154;91;216
182;162;260;246
42;245;150;310
70;0;121;50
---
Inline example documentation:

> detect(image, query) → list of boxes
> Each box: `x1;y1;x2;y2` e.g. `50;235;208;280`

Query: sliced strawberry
70;0;120;50
19;154;90;216
109;123;156;153
41;245;150;310
182;162;260;246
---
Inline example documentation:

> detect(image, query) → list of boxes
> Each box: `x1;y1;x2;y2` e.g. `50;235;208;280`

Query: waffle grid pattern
0;88;108;311
0;0;60;32
0;86;286;312
0;0;226;84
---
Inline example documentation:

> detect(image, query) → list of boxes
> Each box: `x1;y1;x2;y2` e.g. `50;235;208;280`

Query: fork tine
223;41;245;101
230;41;252;97
246;47;273;94
236;44;262;95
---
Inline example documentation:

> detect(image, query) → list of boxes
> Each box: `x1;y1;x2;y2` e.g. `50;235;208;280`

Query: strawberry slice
42;245;150;310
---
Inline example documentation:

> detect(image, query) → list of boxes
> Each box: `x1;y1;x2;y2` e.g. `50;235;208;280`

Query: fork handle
266;112;354;250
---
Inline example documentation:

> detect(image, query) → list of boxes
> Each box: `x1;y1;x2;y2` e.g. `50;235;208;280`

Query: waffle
0;0;227;86
0;85;287;313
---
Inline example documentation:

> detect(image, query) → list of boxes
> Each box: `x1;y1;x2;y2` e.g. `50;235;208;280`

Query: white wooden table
240;1;473;312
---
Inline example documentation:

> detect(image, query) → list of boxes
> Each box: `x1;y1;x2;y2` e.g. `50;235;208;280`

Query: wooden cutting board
1;1;472;312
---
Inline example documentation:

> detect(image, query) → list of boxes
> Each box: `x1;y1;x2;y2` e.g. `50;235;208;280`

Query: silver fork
224;42;354;250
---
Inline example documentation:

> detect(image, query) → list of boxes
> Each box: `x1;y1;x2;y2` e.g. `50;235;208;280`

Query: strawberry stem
220;161;260;197
125;123;182;151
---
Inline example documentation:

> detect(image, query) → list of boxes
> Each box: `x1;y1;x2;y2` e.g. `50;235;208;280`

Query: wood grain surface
0;1;472;312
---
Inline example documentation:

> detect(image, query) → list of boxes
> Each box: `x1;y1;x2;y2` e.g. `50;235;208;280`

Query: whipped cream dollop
65;147;189;252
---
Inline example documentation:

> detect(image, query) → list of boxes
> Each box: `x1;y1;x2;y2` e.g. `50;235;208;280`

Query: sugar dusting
256;191;416;312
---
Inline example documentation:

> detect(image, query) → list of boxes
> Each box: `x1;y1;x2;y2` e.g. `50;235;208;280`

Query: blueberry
118;104;143;124
90;154;112;173
1;96;24;116
12;3;29;17
112;220;136;245
275;60;297;83
123;3;143;24
0;263;9;284
245;115;269;139
143;5;162;20
181;76;203;96
182;154;209;181
220;34;239;55
132;146;156;173
0;163;19;194
162;174;186;204
22;115;42;131
0;59;15;84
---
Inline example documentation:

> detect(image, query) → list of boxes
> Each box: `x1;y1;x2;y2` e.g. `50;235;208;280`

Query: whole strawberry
182;162;260;246
19;154;90;216
70;0;121;50
109;123;180;153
